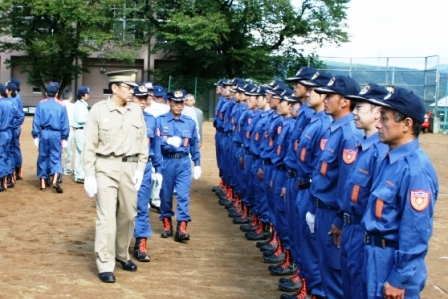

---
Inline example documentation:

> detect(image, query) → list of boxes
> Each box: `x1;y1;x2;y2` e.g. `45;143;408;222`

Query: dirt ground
0;117;447;299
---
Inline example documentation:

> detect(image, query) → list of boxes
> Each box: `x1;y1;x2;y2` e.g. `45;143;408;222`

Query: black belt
73;127;84;130
287;170;298;178
251;154;260;160
97;154;139;162
221;132;232;137
275;165;287;171
262;159;272;165
235;142;244;148
314;198;338;210
364;233;398;249
343;213;362;225
163;153;189;159
298;178;312;190
41;127;57;131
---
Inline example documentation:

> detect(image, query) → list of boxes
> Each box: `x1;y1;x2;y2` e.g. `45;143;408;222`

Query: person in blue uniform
361;87;438;299
308;76;363;299
32;82;70;193
340;83;389;299
157;89;201;242
131;83;163;262
212;78;228;193
279;71;334;299
7;78;25;180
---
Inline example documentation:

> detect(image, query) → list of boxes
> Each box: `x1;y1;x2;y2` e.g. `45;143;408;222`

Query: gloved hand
154;173;163;187
193;166;202;180
84;177;97;197
151;167;156;174
62;140;68;148
34;138;39;148
306;212;315;234
167;136;182;148
133;170;144;191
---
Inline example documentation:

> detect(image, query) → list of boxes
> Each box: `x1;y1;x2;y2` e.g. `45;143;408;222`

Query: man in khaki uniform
82;69;148;283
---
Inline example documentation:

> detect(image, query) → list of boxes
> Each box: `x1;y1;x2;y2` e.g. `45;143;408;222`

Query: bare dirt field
0;117;447;299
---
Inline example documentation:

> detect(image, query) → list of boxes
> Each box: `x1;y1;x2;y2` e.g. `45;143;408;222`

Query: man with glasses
83;69;148;283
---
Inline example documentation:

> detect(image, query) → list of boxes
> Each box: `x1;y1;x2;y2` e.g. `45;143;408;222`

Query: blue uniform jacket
215;98;232;132
0;99;22;130
5;97;25;129
270;117;295;166
213;96;226;128
156;112;200;166
341;132;388;217
259;112;284;160
247;109;270;156
310;113;363;228
144;111;162;174
31;98;69;140
362;139;438;289
239;109;256;153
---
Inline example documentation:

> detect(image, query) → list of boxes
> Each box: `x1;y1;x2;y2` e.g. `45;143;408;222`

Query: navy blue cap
153;85;166;97
133;83;149;97
223;77;245;86
283;93;301;103
6;82;17;91
314;76;360;97
10;78;20;88
244;84;259;96
166;89;187;102
263;79;284;90
345;83;390;105
279;90;294;101
286;67;318;82
77;86;92;95
266;82;290;95
214;78;227;87
0;84;5;94
46;82;59;93
299;71;333;87
247;86;267;96
372;87;426;124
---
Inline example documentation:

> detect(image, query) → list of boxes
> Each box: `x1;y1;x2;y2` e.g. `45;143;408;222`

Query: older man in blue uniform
158;89;201;242
32;82;70;193
361;87;438;299
309;76;363;299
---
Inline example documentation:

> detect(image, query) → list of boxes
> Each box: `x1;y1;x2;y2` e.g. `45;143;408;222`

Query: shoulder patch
410;190;430;212
342;148;357;164
320;138;328;151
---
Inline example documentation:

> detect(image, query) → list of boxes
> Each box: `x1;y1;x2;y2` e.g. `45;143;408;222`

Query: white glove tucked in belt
306;212;315;234
34;138;39;148
84;177;97;197
166;136;182;148
193;166;202;180
62;140;68;148
133;170;144;191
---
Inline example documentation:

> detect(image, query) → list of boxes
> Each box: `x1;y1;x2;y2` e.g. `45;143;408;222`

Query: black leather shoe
278;277;302;292
53;183;63;193
270;263;296;276
99;272;115;283
115;259;137;271
264;252;285;264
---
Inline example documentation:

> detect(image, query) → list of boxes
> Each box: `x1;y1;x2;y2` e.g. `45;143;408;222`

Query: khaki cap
106;69;138;87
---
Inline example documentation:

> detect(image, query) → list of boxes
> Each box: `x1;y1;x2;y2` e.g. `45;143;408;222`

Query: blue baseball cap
46;82;59;93
345;83;390;105
244;84;259;96
286;67;318;82
283;93;301;103
372;86;426;124
263;79;285;90
266;82;290;95
223;77;245;86
10;78;20;88
299;71;333;88
77;86;92;95
214;78;227;87
0;84;5;94
153;85;166;97
6;82;17;91
133;83;149;97
166;89;187;102
314;76;360;97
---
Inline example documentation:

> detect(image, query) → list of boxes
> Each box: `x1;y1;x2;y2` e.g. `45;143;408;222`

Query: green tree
151;0;350;82
0;0;149;96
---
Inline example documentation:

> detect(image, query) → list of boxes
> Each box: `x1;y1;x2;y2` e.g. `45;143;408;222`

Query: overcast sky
305;0;446;69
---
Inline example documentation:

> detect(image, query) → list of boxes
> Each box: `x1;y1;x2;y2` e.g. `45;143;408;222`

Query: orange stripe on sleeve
351;185;360;204
375;198;384;220
320;162;328;176
300;148;306;162
183;138;189;147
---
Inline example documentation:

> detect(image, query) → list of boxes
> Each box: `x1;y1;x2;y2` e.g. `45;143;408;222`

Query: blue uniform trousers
134;161;153;238
159;156;192;222
272;168;289;249
37;130;63;178
215;132;222;177
0;131;12;177
252;158;269;222
362;244;426;299
341;223;366;299
220;135;231;185
286;177;299;263
240;154;252;207
12;127;22;167
298;190;326;297
315;207;343;299
262;164;275;226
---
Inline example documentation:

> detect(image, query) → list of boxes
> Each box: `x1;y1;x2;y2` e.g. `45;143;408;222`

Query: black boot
269;250;296;276
264;239;285;264
161;217;173;238
240;214;259;232
14;166;23;180
175;221;190;242
256;228;276;248
6;174;14;188
133;238;150;262
246;222;271;241
52;173;63;193
233;206;252;224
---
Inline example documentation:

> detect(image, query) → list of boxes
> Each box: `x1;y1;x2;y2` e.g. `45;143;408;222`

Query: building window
111;3;146;42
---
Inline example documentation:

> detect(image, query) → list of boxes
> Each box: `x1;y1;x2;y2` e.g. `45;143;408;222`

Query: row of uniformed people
0;79;25;192
212;71;438;299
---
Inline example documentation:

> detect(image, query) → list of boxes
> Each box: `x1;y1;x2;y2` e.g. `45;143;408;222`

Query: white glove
306;212;315;234
193;166;202;180
167;136;182;147
151;167;156;174
153;173;163;187
133;170;144;191
62;140;68;148
34;138;39;148
84;177;97;198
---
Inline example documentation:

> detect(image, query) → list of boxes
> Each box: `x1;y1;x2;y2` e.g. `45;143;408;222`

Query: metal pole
435;55;440;113
194;77;197;98
168;76;171;91
349;58;352;77
385;58;389;85
424;56;428;102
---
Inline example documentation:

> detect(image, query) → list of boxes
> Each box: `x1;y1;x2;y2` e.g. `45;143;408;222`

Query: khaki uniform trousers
94;155;137;273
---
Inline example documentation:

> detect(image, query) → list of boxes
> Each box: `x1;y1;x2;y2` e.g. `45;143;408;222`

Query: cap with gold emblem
106;69;138;87
166;89;187;102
